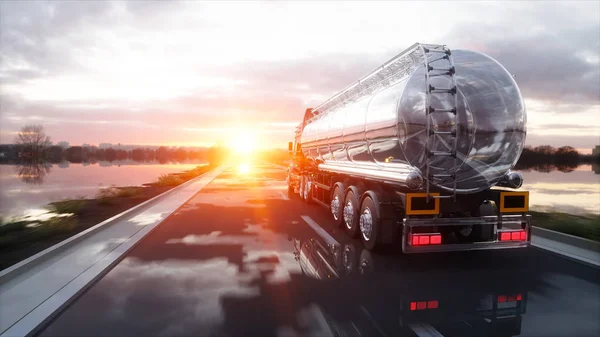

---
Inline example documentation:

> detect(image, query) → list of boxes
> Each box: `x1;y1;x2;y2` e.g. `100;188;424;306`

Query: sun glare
238;163;250;174
229;131;258;154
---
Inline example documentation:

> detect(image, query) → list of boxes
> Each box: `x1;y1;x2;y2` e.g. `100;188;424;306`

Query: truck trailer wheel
330;183;345;227
302;176;312;204
359;193;381;251
343;187;360;238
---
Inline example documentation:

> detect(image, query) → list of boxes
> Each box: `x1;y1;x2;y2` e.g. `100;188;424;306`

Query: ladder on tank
420;44;459;201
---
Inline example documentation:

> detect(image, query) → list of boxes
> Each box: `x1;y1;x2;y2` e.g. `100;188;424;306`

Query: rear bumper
402;214;531;253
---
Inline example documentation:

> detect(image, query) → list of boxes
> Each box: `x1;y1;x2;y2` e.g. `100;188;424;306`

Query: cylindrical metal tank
301;45;526;194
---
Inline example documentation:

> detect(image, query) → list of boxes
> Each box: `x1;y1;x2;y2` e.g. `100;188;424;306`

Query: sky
0;1;599;152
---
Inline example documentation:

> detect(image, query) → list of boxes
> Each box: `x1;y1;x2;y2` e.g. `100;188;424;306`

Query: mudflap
379;203;400;244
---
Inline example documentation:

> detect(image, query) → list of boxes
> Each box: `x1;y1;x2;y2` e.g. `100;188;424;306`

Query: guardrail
531;226;600;268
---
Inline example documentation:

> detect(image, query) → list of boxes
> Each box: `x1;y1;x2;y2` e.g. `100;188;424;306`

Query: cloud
444;3;600;105
0;1;598;147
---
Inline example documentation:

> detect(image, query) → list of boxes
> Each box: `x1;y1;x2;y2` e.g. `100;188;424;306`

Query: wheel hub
359;208;373;241
303;180;310;200
343;201;354;229
331;195;340;219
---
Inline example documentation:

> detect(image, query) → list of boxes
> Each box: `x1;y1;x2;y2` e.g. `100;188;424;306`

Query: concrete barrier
531;226;600;268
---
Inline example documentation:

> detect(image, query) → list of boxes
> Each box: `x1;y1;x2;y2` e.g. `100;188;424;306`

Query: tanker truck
287;43;531;252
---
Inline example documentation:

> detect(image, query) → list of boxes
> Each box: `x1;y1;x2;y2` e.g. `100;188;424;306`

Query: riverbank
0;165;213;270
530;211;600;242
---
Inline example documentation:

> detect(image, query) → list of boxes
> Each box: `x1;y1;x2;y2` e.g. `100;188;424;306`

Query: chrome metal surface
406;171;424;190
404;214;531;227
343;201;354;230
303;178;310;200
331;195;340;220
301;43;526;194
403;240;530;253
497;171;524;189
360;207;373;241
401;215;531;253
318;163;421;187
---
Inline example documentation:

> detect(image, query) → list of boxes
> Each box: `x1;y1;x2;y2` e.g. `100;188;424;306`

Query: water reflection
292;236;533;337
0;162;206;219
14;161;52;184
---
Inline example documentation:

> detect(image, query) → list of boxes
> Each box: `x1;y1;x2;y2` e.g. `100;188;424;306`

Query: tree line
1;143;229;165
1;124;229;165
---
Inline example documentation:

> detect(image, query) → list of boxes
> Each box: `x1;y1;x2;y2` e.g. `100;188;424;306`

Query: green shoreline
529;211;599;242
0;165;213;270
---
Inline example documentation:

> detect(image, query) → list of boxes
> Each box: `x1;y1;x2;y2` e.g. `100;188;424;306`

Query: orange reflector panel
520;231;527;240
410;302;417;311
419;236;430;245
417;302;427;310
498;295;507;303
427;300;438;309
412;235;419;246
430;235;442;245
500;232;511;241
511;232;520;240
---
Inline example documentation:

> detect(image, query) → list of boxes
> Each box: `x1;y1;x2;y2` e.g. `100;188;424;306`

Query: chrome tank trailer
300;44;526;194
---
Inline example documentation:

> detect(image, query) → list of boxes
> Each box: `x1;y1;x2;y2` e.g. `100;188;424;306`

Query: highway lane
38;163;600;337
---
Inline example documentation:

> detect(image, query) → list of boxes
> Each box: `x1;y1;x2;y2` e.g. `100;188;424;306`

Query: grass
153;165;210;187
0;216;78;249
155;174;185;186
96;186;145;205
47;198;87;215
530;210;600;242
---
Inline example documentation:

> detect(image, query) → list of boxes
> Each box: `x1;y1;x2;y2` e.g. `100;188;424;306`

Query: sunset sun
229;131;258;154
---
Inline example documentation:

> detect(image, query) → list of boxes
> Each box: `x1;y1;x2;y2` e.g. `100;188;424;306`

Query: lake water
1;162;598;222
518;165;600;215
0;161;205;220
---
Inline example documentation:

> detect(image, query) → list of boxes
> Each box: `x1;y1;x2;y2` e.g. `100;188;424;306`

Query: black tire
330;184;345;227
343;188;361;237
359;193;381;251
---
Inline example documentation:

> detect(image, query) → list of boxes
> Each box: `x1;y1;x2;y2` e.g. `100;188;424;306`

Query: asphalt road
38;163;600;337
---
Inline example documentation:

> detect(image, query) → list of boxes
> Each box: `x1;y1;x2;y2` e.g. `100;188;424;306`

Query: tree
14;124;51;158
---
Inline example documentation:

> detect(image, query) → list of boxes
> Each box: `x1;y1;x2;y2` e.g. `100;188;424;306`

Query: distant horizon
0;139;597;155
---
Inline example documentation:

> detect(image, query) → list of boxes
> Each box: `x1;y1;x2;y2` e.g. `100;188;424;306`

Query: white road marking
301;215;339;249
409;323;444;337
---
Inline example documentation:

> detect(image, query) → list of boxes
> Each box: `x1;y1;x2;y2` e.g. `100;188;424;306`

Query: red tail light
410;300;439;311
499;230;527;242
411;234;442;246
498;293;522;303
430;235;442;244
